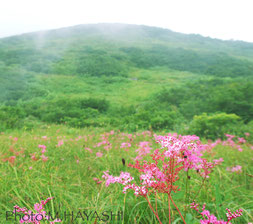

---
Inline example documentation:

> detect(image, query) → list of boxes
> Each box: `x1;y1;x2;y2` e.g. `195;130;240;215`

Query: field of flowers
0;125;252;223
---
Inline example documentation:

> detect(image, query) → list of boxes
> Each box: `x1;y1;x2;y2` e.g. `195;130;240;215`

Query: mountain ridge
0;23;253;78
1;23;253;44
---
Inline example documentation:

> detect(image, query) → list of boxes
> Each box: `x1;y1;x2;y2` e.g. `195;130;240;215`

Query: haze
0;0;253;42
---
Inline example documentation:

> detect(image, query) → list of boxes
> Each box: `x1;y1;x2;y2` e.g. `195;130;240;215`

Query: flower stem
145;196;163;224
193;177;206;201
168;194;186;224
184;169;189;219
155;192;158;215
168;194;171;224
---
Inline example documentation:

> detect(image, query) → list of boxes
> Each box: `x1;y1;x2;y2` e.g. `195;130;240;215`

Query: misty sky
1;0;253;42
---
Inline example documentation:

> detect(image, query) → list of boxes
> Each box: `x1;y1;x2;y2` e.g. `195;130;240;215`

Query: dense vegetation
0;23;253;139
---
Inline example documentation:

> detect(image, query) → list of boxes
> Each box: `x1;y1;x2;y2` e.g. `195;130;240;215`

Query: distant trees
53;48;127;77
153;79;253;122
120;46;253;77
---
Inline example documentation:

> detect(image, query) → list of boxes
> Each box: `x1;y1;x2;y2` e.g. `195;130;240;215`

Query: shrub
0;106;25;131
189;112;242;140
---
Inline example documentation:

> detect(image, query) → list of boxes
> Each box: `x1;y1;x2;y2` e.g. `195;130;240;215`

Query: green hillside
0;23;253;137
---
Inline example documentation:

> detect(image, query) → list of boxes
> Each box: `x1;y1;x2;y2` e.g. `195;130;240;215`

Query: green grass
35;67;199;107
0;125;252;223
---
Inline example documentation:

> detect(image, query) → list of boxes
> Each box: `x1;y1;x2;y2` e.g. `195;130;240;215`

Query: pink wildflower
38;145;46;154
120;142;131;149
14;197;61;223
41;155;48;162
93;177;102;184
84;147;92;153
191;202;243;223
31;153;38;161
2;156;16;165
226;165;242;173
56;140;64;147
102;171;134;187
96;152;103;157
135;141;152;160
238;137;246;144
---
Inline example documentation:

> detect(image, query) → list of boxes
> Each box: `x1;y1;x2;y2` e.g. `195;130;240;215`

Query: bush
0;106;25;131
189;112;242;140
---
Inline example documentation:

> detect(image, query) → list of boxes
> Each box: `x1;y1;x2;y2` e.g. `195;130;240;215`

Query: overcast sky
0;0;253;42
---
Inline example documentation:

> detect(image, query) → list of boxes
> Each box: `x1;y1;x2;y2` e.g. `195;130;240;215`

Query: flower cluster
155;133;223;178
191;202;243;224
226;165;242;173
134;141;152;160
102;171;134;187
13;197;61;223
102;134;225;224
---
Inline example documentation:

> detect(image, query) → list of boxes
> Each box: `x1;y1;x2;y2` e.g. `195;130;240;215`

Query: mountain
0;23;253;134
1;23;253;77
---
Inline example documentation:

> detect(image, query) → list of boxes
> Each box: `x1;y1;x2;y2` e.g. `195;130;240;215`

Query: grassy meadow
0;125;252;223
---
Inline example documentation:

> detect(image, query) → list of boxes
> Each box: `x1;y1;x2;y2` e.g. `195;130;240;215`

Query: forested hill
0;23;253;137
0;23;253;77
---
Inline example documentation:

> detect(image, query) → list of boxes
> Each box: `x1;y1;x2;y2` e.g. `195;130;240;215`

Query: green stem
193;177;206;201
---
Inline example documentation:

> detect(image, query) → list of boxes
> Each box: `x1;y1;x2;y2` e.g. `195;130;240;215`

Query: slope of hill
0;23;253;136
1;23;253;76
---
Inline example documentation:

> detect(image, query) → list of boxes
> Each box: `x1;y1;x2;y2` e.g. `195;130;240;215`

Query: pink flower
31;153;38;161
96;152;103;157
225;134;235;139
38;145;46;151
84;147;93;153
120;142;131;149
56;140;64;147
238;137;246;144
2;156;16;165
93;177;102;184
41;155;48;162
102;171;134;187
191;202;243;223
226;165;242;173
14;197;62;223
104;144;112;151
237;146;243;152
9;156;16;165
29;167;33;170
135;141;152;160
